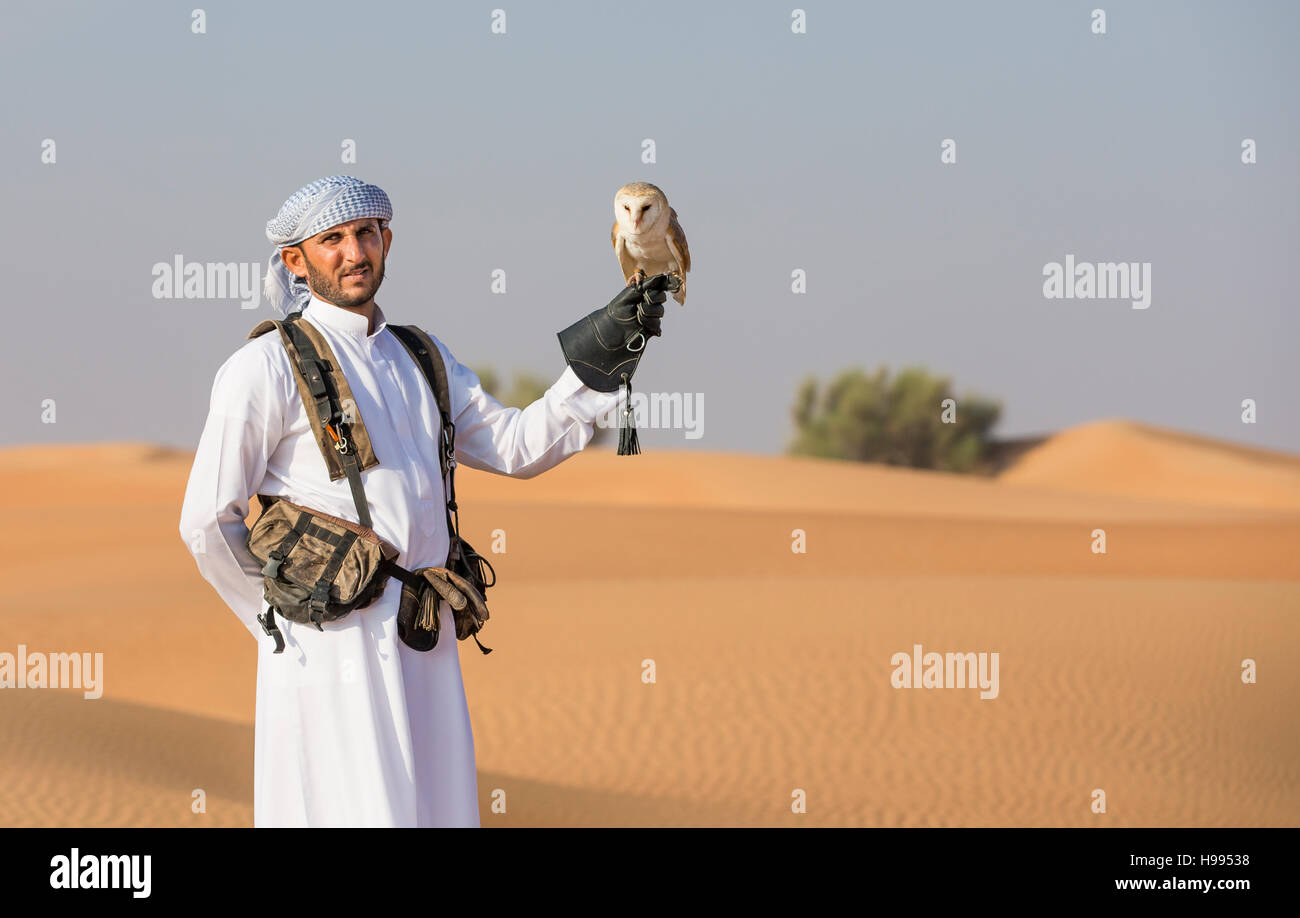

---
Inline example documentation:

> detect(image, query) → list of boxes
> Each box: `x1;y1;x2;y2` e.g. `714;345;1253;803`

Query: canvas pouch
246;496;400;629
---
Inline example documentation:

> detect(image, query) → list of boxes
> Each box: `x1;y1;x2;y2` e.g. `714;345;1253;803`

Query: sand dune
999;418;1300;511
0;419;1297;827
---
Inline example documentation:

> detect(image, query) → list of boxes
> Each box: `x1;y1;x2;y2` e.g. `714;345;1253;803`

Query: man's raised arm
439;275;673;478
438;341;619;480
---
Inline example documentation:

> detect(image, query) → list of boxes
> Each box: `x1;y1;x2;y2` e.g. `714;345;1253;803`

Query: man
178;175;670;827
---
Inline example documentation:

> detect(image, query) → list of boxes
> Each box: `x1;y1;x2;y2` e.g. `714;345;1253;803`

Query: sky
1;0;1296;455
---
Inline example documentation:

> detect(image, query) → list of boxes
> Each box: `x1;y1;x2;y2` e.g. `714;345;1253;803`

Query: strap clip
325;422;351;455
261;550;286;579
308;582;330;629
258;609;286;654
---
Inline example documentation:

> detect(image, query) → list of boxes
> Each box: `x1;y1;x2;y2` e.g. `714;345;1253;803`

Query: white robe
178;293;619;827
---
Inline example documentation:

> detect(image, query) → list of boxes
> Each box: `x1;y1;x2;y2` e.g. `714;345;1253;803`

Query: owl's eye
624;205;630;211
641;205;649;213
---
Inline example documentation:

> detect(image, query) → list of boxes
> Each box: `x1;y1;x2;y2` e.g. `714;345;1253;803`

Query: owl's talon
628;271;647;287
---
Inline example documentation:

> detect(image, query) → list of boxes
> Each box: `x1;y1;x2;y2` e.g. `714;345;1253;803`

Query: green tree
472;365;501;399
502;373;549;410
471;365;548;409
788;365;1001;473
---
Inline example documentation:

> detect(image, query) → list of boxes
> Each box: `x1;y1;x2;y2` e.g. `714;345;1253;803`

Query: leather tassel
417;595;437;631
617;373;640;455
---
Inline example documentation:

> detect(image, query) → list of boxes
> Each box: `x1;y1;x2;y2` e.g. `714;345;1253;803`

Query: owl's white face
615;194;662;235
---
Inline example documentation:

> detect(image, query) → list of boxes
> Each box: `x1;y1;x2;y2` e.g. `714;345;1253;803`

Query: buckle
261;550;285;579
308;583;330;629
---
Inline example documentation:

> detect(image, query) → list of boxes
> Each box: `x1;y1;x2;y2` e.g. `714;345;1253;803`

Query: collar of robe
302;293;388;340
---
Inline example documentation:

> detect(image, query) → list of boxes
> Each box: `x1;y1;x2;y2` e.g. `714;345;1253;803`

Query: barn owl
611;182;690;305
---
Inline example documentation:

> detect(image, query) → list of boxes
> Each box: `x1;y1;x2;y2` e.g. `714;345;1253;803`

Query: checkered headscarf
263;175;393;316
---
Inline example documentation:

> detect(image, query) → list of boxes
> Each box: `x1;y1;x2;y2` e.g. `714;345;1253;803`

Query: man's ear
381;226;393;257
281;244;308;280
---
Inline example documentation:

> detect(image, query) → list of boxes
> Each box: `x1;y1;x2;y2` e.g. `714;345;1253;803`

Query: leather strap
247;316;492;654
387;325;462;563
279;317;374;529
247;316;380;482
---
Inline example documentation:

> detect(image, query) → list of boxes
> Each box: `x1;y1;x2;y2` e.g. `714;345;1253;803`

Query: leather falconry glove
557;273;680;455
415;566;490;640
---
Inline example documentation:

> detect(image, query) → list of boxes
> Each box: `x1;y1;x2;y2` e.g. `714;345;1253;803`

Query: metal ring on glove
626;332;646;353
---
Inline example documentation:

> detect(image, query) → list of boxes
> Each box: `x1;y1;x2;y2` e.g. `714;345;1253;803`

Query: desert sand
0;419;1296;827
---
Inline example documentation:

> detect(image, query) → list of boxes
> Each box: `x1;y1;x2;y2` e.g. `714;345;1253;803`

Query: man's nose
342;234;365;263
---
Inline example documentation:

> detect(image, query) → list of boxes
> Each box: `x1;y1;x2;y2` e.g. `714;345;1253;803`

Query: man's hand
605;272;677;339
556;273;679;393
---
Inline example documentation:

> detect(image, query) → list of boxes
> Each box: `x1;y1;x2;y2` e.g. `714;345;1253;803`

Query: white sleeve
437;340;622;479
178;343;290;642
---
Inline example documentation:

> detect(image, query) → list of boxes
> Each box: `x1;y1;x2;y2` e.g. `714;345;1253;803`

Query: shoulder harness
247;311;491;651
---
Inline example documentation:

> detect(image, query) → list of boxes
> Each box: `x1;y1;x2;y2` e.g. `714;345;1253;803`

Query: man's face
282;217;392;309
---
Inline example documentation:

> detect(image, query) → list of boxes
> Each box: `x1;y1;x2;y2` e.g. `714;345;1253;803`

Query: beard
300;249;386;309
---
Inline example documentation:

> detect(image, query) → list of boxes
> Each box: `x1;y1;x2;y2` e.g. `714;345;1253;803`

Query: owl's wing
665;208;689;304
668;207;690;274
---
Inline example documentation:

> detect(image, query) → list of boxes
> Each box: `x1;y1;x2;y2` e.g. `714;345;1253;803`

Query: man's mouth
343;267;369;279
